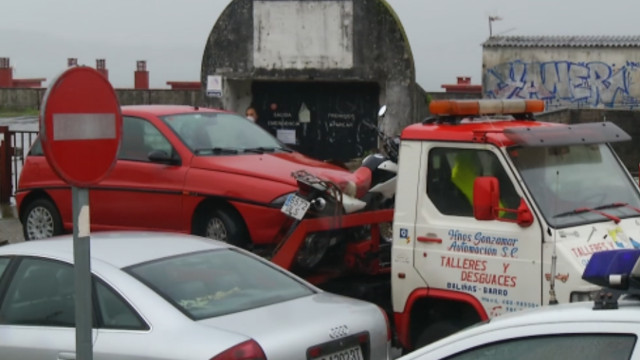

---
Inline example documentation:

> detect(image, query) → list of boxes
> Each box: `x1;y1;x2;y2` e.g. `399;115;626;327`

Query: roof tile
483;35;640;48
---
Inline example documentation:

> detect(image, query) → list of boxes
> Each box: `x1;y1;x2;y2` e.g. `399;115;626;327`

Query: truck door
414;144;543;317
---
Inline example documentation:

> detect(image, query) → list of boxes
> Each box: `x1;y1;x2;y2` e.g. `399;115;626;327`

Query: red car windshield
161;112;286;155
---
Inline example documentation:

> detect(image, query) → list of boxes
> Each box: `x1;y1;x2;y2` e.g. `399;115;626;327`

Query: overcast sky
2;0;639;91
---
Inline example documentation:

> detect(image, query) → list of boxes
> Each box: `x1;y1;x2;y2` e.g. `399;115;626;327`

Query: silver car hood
198;292;389;359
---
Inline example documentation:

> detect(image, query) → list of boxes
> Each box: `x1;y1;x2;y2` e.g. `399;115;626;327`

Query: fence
0;126;39;204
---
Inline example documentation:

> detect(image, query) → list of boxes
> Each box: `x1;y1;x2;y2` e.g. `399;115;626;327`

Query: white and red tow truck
272;98;640;352
391;98;640;350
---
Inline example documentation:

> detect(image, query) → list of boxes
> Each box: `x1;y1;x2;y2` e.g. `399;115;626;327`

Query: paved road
0;216;23;244
0;204;22;244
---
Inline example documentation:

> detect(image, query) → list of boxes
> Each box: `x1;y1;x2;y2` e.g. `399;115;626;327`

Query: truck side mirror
473;176;534;227
515;198;534;227
473;177;499;220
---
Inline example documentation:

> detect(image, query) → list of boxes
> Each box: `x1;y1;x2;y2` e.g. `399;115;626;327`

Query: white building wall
483;47;640;109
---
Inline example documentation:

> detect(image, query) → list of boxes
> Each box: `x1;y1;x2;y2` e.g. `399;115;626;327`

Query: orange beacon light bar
429;99;545;116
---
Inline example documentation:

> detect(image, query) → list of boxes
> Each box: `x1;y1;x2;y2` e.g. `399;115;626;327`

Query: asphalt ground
0;204;22;245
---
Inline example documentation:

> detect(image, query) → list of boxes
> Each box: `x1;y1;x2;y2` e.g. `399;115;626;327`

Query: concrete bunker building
201;0;427;161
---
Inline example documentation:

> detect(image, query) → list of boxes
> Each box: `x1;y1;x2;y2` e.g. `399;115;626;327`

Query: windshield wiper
194;147;239;155
243;147;268;154
244;146;292;154
593;202;628;211
594;202;640;214
553;207;621;223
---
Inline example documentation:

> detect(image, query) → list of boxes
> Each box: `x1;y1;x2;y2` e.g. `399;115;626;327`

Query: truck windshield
509;144;640;228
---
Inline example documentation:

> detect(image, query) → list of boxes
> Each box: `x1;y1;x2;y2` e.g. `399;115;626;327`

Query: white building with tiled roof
482;35;640;109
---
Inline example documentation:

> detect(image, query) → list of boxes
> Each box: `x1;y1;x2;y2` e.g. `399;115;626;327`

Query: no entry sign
40;66;122;187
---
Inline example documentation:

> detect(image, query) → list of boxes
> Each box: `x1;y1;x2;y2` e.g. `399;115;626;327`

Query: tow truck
271;98;640;351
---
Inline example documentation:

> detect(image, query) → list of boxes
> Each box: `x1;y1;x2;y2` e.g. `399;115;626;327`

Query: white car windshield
126;249;314;320
161;112;288;155
509;143;640;228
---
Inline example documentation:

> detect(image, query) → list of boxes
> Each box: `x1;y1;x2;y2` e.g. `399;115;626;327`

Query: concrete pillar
96;59;108;79
134;60;149;89
0;58;13;88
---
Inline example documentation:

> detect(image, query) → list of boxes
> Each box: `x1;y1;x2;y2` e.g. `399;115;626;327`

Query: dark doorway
251;81;379;162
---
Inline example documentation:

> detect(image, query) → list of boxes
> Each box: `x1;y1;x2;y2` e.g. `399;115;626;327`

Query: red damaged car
16;105;353;252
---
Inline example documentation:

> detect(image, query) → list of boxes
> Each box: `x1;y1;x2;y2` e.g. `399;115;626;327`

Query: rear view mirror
474;176;533;227
378;105;387;118
515;198;534;227
473;177;499;220
148;150;180;165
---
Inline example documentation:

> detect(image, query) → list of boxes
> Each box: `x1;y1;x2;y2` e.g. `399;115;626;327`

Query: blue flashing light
582;249;640;289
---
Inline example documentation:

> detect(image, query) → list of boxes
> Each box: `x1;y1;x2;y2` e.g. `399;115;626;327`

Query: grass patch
0;108;39;117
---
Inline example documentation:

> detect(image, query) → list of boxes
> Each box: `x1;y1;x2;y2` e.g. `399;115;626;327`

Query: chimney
0;58;13;88
134;60;149;89
96;58;108;79
457;76;471;85
67;58;78;67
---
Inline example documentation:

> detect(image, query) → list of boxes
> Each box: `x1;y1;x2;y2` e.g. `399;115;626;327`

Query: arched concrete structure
201;0;423;161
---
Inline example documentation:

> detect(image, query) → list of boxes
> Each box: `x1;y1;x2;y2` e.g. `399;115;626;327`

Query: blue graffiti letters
484;60;637;109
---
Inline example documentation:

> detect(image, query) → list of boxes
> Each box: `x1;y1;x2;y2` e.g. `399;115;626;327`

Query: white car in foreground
399;249;640;360
0;231;391;359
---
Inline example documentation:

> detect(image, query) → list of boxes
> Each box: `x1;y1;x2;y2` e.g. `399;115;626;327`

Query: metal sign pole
39;67;120;360
73;186;93;360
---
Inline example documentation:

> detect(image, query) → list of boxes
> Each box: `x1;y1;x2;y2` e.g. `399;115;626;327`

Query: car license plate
281;194;311;220
311;345;364;360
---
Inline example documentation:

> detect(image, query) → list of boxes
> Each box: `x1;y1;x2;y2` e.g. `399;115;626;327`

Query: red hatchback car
16;105;351;249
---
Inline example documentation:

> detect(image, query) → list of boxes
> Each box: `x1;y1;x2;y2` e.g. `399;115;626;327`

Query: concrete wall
483;47;640;109
0;88;46;110
116;89;202;107
0;88;202;110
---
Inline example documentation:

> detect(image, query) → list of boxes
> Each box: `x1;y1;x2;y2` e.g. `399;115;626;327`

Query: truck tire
22;198;63;241
415;321;459;349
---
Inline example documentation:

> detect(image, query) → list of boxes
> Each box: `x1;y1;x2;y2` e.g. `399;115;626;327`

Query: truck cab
391;99;640;350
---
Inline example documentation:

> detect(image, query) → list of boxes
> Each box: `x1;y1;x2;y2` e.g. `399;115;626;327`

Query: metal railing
0;126;39;204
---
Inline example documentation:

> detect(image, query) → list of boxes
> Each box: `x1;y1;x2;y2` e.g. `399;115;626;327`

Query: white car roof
403;298;640;359
0;231;232;268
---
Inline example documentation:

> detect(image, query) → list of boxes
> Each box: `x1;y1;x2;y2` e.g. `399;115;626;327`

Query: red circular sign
40;66;122;187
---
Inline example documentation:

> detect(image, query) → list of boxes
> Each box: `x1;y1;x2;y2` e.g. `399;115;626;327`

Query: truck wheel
22;198;63;241
195;206;249;248
415;321;459;349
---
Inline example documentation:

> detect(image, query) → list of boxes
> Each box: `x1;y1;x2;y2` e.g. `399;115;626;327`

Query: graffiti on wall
484;60;640;109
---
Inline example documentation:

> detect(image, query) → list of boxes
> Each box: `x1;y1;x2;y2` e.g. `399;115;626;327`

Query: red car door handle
417;236;442;244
